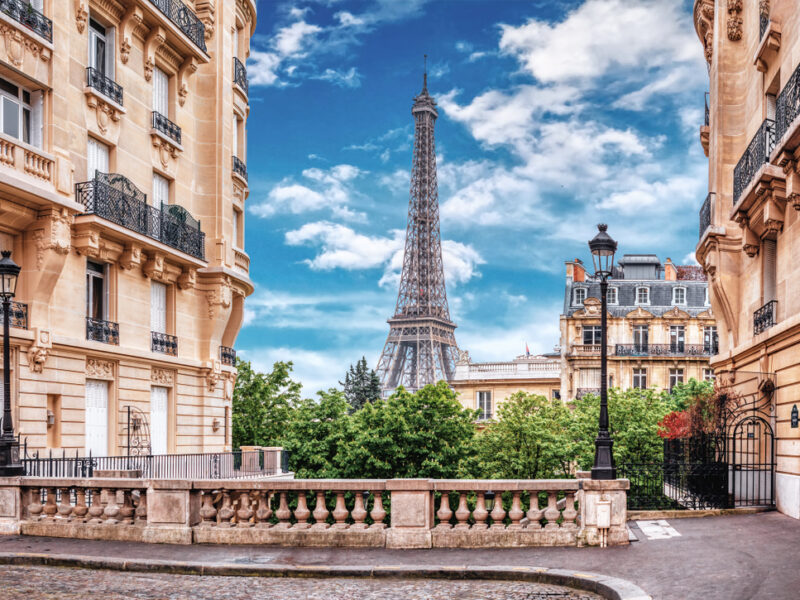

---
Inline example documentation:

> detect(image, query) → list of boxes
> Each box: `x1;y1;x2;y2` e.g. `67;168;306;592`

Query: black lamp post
588;225;618;480
0;250;23;476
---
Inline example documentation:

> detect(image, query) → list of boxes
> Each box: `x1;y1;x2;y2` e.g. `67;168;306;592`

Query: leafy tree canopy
341;356;382;412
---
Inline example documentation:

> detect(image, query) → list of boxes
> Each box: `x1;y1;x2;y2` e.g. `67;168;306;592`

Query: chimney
664;258;677;281
572;259;585;282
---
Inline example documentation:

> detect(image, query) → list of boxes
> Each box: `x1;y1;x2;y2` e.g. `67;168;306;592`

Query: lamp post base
591;438;617;480
0;438;24;477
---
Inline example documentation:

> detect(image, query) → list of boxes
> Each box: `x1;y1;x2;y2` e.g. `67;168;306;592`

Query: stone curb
628;507;772;520
0;552;651;600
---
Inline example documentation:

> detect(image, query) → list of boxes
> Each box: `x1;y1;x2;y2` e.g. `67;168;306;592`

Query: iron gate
730;415;775;507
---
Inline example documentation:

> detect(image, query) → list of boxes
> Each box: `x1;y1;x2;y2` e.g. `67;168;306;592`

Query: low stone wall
0;476;629;548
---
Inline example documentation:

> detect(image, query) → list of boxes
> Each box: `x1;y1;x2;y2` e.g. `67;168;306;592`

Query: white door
152;67;168;115
150;282;167;333
150;386;168;455
85;380;108;456
87;138;109;178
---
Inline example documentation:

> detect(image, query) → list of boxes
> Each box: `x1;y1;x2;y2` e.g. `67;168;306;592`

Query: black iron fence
86;67;123;105
220;345;236;366
76;172;205;260
149;0;207;53
0;0;52;42
754;299;777;335
615;344;711;357
233;57;249;95
86;317;119;345
733;118;775;204
0;301;27;329
232;155;248;182
776;60;800;144
151;331;178;356
152;111;182;145
699;192;712;239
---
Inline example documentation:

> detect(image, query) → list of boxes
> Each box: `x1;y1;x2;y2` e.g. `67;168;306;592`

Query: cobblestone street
0;565;601;600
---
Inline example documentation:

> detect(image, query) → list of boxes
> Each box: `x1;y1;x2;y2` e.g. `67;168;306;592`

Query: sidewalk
1;512;797;600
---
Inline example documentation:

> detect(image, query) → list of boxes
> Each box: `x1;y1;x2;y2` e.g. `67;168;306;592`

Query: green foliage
660;378;714;412
231;359;301;449
341;357;382;412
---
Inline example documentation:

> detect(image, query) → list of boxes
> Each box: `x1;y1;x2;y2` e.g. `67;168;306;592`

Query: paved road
0;565;602;599
1;512;798;599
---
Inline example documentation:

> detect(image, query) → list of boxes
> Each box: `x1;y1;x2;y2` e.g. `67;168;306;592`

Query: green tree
231;359;301;449
341;357;382;412
661;378;714;412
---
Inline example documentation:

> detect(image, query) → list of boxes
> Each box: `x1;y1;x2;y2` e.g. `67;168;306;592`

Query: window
0;77;41;146
635;286;650;305
87;137;109;178
672;287;686;305
233;207;243;248
233;115;239;157
152;172;170;207
704;368;715;382
573;288;587;305
633;368;647;389
704;326;718;354
607;287;618;304
583;325;601;345
669;325;685;353
150;386;169;455
762;239;777;304
633;325;649;352
669;368;684;392
86;261;107;320
477;391;492;421
704;287;710;305
85;380;109;456
551;389;560;400
151;281;167;334
233;25;240;59
152;67;169;116
89;19;114;77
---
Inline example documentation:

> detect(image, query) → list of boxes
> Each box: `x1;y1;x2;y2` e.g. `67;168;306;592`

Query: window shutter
766;94;777;121
763;239;777;302
150;386;168;455
152;68;168;115
151;282;167;333
84;380;108;456
152;172;169;206
87;138;109;178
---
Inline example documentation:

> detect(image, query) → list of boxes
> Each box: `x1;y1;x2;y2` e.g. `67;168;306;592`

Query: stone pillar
579;478;629;547
385;479;433;549
143;480;194;544
0;477;22;534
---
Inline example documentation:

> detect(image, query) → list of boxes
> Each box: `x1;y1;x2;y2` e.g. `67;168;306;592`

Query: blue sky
238;0;708;393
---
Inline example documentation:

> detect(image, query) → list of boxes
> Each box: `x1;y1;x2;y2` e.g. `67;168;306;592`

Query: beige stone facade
0;0;255;455
451;353;561;420
694;0;800;517
560;255;717;401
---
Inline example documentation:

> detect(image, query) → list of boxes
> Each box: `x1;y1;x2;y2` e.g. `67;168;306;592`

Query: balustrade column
454;492;470;529
561;492;578;529
57;488;73;520
103;488;120;524
73;489;88;522
526;491;543;529
350;492;368;529
274;492;291;528
134;490;147;525
489;493;506;530
435;492;453;529
87;488;104;524
42;488;57;521
369;492;386;529
199;491;217;526
293;492;311;529
27;488;43;521
255;491;272;527
236;491;254;527
543;491;560;530
119;490;134;524
331;492;349;529
218;491;235;527
508;491;524;529
472;492;488;529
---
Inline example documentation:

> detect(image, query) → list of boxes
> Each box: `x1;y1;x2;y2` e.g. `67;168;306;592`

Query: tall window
86;261;107;321
704;326;718;354
152;67;169;116
583;325;601;345
151;281;167;334
233;115;240;157
85;380;109;456
152;172;170;206
150;386;168;455
672;287;686;305
704;368;715;382
0;77;41;146
233;207;243;248
762;239;777;305
233;25;240;58
573;288;586;305
633;368;647;389
633;325;649;352
87;137;109;178
89;19;114;78
669;325;685;353
477;391;492;421
607;287;618;304
635;286;650;305
669;368;684;392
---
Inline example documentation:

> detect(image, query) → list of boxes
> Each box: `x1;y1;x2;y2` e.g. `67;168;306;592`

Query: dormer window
672;287;686;305
607;287;618;305
573;288;587;305
635;286;650;305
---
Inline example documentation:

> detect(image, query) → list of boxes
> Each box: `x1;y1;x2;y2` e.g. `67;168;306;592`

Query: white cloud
243;346;351;396
273;20;321;56
315;67;362;88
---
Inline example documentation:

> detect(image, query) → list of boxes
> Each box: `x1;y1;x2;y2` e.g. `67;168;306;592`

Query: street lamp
0;250;23;476
588;225;617;480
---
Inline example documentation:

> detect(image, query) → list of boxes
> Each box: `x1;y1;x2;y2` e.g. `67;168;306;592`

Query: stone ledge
20;521;191;545
193;526;386;547
431;528;577;548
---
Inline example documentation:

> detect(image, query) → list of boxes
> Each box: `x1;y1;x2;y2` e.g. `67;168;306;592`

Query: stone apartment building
694;0;800;517
450;351;561;421
0;0;254;456
560;255;717;401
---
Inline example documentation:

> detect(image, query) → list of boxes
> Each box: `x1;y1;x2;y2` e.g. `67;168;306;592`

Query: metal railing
775;60;800;145
754;300;777;335
220;345;236;366
0;300;27;328
615;344;711;357
733;118;775;204
86;317;119;345
86;67;123;106
575;388;600;399
148;0;206;53
699;192;712;238
152;111;182;145
76;172;205;260
0;0;52;42
233;57;248;95
232;155;248;182
151;331;178;355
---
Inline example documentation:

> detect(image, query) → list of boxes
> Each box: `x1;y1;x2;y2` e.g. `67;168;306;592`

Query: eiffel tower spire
376;69;459;394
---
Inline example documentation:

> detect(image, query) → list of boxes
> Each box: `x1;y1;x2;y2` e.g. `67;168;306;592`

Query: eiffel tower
376;68;459;394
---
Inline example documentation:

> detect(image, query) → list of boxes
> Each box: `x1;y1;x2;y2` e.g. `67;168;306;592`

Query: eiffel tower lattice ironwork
376;70;459;394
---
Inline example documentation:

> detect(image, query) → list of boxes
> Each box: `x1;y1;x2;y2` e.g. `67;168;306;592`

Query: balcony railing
576;388;600;399
232;155;247;182
86;67;123;106
699;192;712;239
233;57;249;95
615;344;712;357
86;317;119;345
775;61;800;146
149;0;207;53
220;345;236;366
75;172;205;260
754;300;777;335
0;0;52;42
0;301;27;328
151;331;178;356
733;119;775;204
151;111;181;145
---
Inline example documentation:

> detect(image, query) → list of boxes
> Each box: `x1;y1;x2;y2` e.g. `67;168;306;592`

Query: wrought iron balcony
86;67;123;106
232;156;247;182
152;331;178;356
615;344;712;357
775;60;800;146
75;172;205;260
576;388;600;400
86;317;119;345
699;193;712;239
754;300;777;335
149;0;207;53
233;57;248;95
0;301;27;329
152;111;181;145
220;346;236;366
733;119;775;205
0;0;52;42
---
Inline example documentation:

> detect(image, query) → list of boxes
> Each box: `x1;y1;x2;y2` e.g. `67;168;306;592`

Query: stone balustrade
0;476;629;548
0;133;55;185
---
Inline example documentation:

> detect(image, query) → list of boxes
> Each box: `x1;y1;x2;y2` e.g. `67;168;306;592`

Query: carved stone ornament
1;25;51;68
196;0;217;41
625;306;655;320
27;329;51;374
119;244;142;271
144;27;166;82
456;349;471;365
790;192;800;211
151;134;180;169
178;57;198;107
178;268;196;290
120;6;144;65
143;252;166;280
85;92;122;134
727;0;743;41
695;0;715;65
151;368;174;386
86;358;114;380
581;297;601;316
75;0;88;33
223;371;236;401
33;209;72;270
205;360;222;392
206;277;233;318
